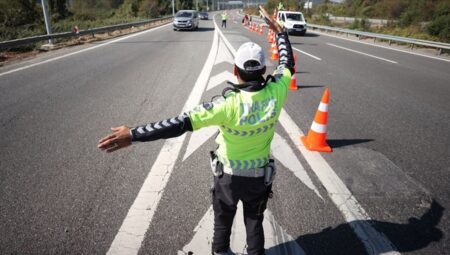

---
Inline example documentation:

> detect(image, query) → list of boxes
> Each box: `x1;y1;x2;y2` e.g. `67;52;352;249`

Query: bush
349;18;369;31
427;15;450;42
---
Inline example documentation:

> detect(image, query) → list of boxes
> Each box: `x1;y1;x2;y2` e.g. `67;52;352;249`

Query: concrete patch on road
323;146;430;197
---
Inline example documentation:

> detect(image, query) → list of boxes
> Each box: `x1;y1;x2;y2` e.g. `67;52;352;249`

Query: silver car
173;10;199;31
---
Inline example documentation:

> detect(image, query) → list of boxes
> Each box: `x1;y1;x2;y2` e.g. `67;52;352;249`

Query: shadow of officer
266;200;444;255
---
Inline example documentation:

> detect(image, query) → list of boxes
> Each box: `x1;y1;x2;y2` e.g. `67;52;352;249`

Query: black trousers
212;172;268;255
221;20;227;28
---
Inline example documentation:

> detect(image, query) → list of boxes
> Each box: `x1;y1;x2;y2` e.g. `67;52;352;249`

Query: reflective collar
226;75;275;93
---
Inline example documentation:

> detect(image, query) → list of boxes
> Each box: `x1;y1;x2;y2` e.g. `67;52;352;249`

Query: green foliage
349;18;370;31
427;15;450;42
311;0;450;43
310;14;332;26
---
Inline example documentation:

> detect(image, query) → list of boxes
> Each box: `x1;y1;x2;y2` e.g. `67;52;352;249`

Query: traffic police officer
98;6;295;255
221;11;228;28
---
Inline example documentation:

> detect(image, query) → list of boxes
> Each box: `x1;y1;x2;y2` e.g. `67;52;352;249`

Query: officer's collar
226;76;267;92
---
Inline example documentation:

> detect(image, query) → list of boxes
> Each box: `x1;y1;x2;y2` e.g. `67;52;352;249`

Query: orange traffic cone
267;29;272;40
259;26;263;35
289;74;298;90
271;47;279;60
301;89;332;152
269;33;274;43
269;42;276;54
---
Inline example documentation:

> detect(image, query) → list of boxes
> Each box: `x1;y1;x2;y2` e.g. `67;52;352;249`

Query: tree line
1;0;448;43
313;0;449;42
0;0;207;43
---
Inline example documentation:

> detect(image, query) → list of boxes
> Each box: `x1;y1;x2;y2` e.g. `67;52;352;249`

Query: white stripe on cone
318;102;328;112
311;121;327;133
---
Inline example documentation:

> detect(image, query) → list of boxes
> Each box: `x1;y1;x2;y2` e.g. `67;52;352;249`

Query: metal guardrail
308;24;450;54
0;16;173;50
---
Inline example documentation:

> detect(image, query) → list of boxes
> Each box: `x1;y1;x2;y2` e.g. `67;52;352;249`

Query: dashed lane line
293;47;322;61
312;29;450;63
327;43;398;64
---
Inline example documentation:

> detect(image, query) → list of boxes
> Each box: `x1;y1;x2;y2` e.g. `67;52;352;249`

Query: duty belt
222;165;265;177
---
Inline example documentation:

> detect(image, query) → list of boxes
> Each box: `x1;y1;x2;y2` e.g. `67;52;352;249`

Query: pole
41;0;53;44
172;0;175;16
206;0;208;11
196;0;198;10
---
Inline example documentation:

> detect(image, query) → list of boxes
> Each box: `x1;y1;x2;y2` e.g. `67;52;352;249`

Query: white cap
234;42;265;71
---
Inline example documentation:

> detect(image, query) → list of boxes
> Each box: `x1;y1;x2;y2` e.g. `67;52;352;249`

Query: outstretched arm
97;113;193;153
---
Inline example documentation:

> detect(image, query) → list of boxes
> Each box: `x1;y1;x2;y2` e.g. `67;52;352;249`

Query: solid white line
278;110;400;255
312;30;450;63
0;23;172;78
106;24;219;255
218;22;400;255
293;47;322;61
327;43;398;64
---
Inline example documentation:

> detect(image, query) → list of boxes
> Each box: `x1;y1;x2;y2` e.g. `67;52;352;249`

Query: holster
264;159;276;186
264;159;276;199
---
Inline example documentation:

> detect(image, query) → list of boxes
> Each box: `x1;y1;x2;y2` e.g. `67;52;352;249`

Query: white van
277;11;307;36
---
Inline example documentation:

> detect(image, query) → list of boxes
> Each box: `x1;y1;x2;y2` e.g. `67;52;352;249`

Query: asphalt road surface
0;11;449;255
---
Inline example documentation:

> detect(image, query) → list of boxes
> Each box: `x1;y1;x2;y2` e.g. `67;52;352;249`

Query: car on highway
199;12;208;20
173;10;199;31
277;11;307;36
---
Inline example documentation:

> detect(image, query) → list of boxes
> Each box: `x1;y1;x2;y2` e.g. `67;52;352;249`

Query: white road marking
0;23;172;78
327;43;398;64
207;70;236;91
278;109;400;255
292;47;322;61
312;30;450;63
218;23;400;255
107;25;219;255
178;203;306;255
183;126;218;161
214;39;235;66
272;133;323;200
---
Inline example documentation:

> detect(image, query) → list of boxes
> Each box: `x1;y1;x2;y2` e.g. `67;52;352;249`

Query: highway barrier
0;16;173;51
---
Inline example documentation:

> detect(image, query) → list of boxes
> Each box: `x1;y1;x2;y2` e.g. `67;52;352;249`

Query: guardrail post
438;48;442;55
41;0;53;45
410;43;414;50
374;37;376;43
388;40;392;45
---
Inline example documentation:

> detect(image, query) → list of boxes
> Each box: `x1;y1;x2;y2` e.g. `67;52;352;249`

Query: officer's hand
98;126;132;153
259;5;283;34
